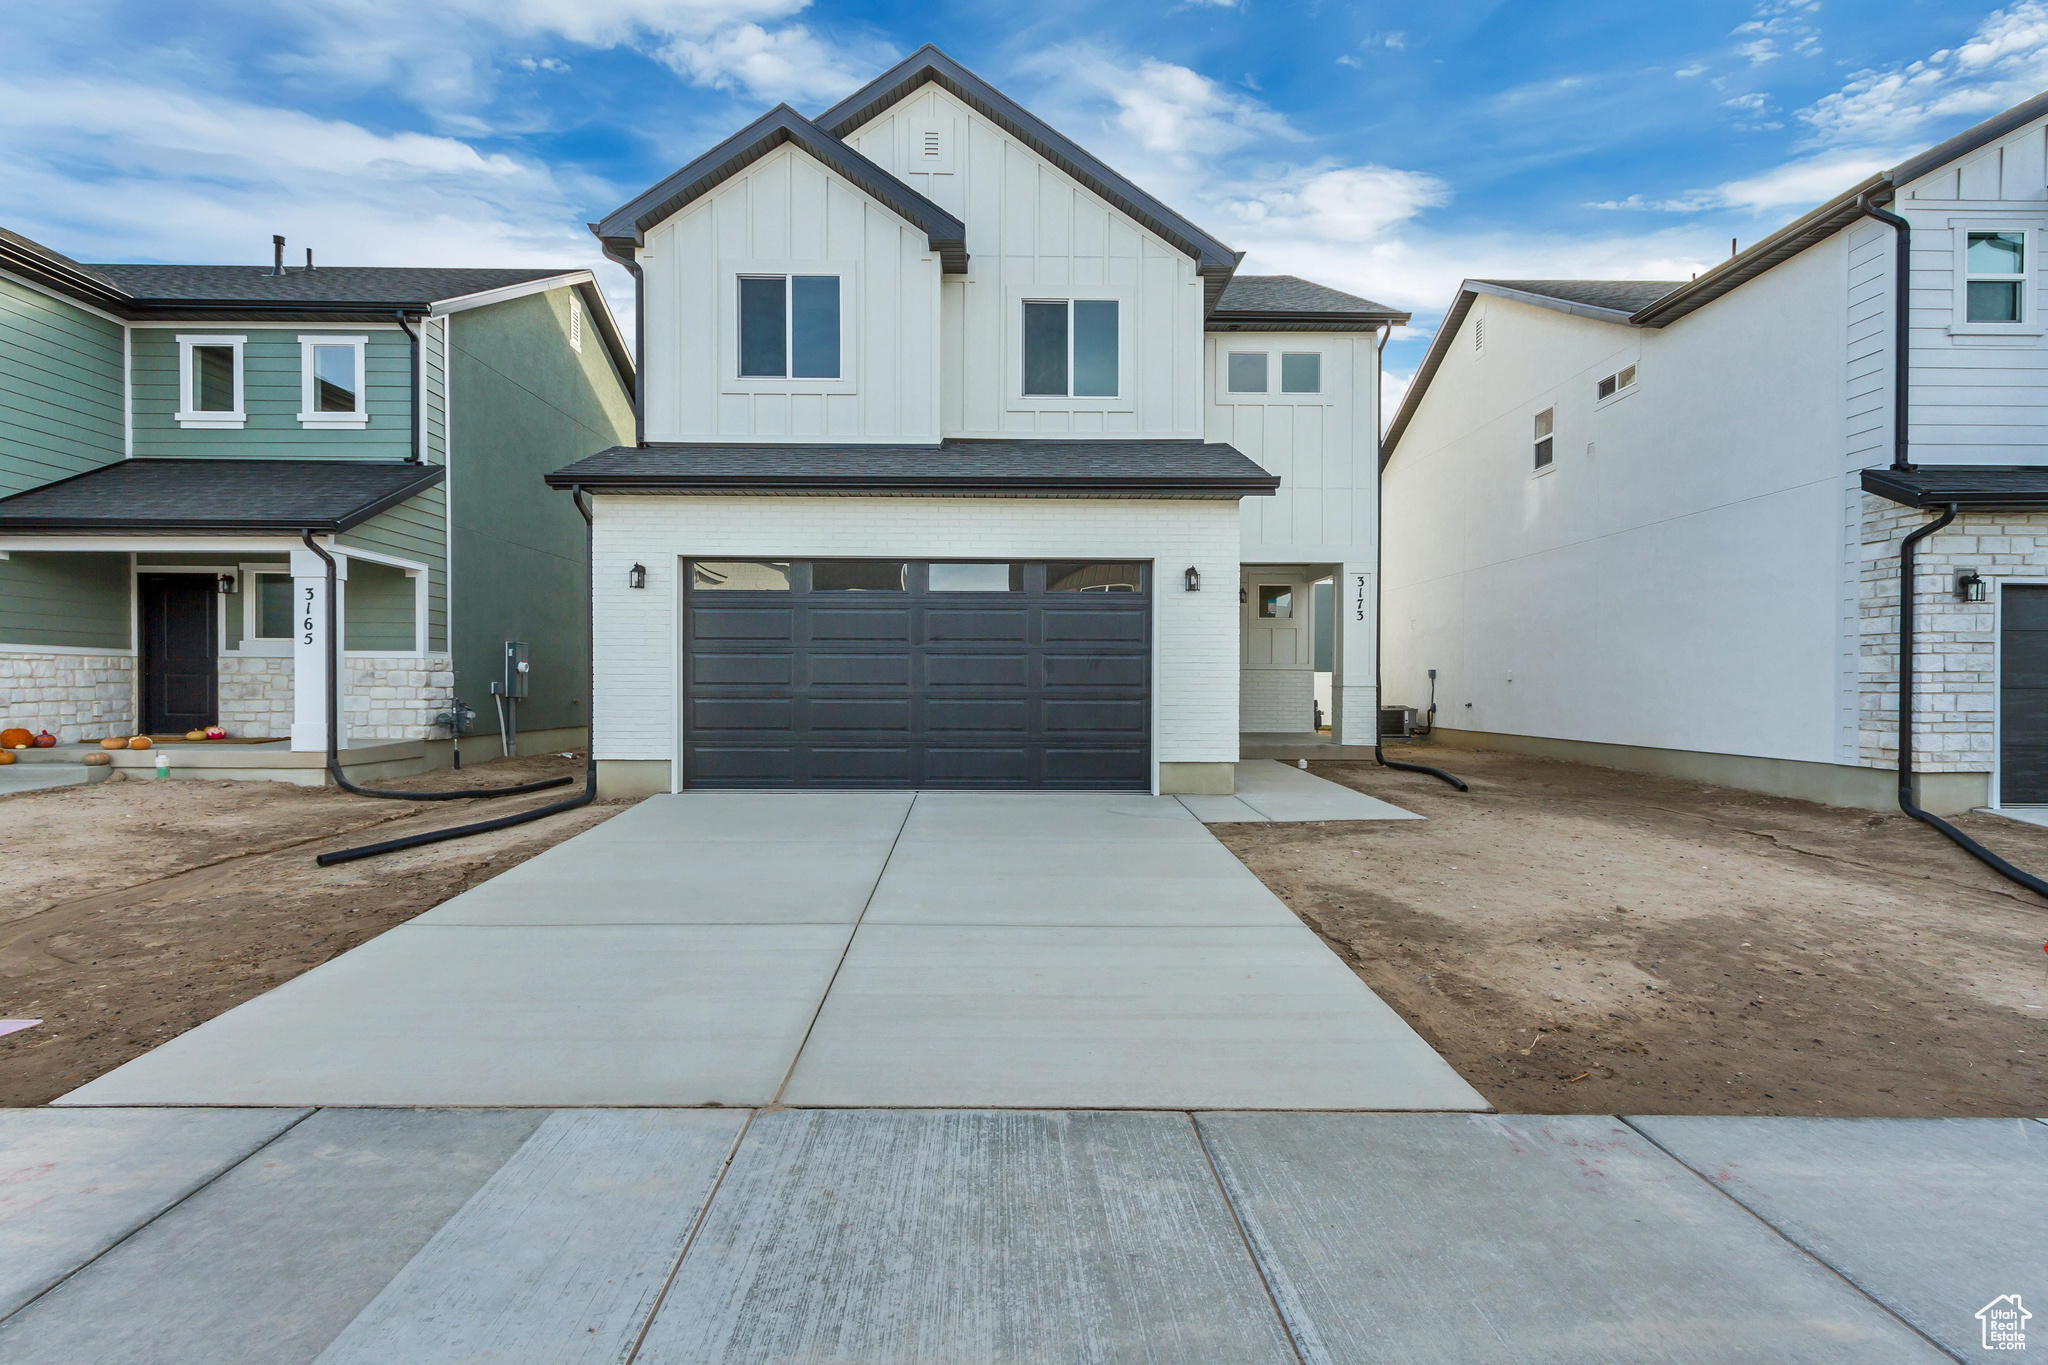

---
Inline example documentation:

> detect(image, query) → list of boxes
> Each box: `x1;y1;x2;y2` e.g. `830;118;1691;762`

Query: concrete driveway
59;789;1482;1111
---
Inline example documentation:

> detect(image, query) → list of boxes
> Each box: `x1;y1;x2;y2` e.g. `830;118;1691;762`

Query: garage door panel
2002;586;2048;803
809;653;912;686
926;654;1029;688
808;609;912;641
691;653;793;686
685;561;1150;789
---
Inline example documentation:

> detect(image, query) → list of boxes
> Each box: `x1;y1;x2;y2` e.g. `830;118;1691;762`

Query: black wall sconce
1956;569;1987;603
1184;566;1201;593
629;563;647;590
216;573;236;595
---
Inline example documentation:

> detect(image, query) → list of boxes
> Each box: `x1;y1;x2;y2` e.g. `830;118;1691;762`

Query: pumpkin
0;728;30;749
100;737;127;750
185;729;206;741
0;751;12;765
32;731;55;748
127;735;152;750
205;726;227;740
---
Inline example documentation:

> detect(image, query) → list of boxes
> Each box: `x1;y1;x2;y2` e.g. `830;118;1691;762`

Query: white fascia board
1464;281;1641;327
429;272;593;316
0;535;319;553
0;264;129;325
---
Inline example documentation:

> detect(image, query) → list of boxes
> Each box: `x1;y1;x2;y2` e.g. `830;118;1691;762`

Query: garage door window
812;560;907;591
693;561;791;590
929;562;1023;592
1046;562;1143;593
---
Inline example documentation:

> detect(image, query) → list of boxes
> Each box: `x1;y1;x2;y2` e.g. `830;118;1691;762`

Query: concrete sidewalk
57;789;1480;1111
4;1107;2037;1363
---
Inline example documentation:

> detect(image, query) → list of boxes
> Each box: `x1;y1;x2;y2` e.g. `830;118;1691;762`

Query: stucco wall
589;494;1243;784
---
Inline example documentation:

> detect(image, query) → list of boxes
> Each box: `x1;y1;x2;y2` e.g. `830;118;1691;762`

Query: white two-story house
554;46;1405;796
1381;88;2048;815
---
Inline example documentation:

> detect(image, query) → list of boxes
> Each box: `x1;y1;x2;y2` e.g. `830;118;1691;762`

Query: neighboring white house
1380;88;2048;814
556;45;1406;797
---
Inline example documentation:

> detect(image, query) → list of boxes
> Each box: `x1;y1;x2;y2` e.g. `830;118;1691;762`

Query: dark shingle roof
547;440;1279;498
1471;279;1686;316
1208;274;1408;331
82;264;577;307
0;459;444;533
1862;464;2048;511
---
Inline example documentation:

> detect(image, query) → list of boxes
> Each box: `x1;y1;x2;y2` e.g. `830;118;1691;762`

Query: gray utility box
494;641;530;699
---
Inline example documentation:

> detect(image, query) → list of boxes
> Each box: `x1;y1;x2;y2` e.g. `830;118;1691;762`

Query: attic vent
569;294;583;353
922;129;941;159
1473;315;1485;352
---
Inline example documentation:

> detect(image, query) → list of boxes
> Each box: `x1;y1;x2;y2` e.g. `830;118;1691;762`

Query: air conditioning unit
1379;705;1418;739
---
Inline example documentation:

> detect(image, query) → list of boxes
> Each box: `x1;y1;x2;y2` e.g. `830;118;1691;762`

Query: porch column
289;547;347;752
1332;561;1375;747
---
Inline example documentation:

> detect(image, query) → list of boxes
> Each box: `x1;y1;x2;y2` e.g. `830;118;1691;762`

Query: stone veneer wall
342;655;455;741
0;651;135;743
217;655;293;738
1857;494;2033;773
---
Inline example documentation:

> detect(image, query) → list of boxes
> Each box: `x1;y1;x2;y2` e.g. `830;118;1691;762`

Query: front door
140;574;217;734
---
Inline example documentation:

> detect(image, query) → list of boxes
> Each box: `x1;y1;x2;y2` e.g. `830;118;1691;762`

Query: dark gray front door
140;573;217;734
2002;585;2048;802
684;560;1150;788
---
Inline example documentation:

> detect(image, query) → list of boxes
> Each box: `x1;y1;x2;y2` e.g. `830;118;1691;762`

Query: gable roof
0;459;443;534
1208;275;1409;331
83;264;576;309
816;45;1243;311
592;103;968;272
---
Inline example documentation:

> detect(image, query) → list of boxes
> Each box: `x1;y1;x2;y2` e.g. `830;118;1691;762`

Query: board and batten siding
0;272;131;649
842;83;1205;440
1888;113;2048;466
640;144;943;443
130;326;413;460
1204;331;1378;562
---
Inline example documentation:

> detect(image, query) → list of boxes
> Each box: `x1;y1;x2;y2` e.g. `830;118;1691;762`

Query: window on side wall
1023;299;1118;397
738;274;841;379
297;336;369;428
1227;352;1269;394
175;334;246;429
1965;231;2026;324
1533;408;1555;471
1281;352;1322;394
1596;364;1637;402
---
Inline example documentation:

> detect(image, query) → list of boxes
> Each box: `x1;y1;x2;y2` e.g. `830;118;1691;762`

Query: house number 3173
1354;574;1367;622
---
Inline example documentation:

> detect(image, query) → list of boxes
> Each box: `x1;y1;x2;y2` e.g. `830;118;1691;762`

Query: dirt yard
1216;747;2048;1117
0;754;620;1106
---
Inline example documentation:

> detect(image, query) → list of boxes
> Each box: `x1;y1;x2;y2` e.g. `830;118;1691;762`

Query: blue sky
8;1;2048;390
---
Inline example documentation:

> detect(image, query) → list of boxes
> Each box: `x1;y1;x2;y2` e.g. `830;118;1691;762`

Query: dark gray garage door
684;560;1150;788
2002;585;2048;802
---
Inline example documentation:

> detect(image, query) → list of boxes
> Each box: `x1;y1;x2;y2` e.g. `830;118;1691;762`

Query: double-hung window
739;274;841;379
1023;299;1118;397
1533;408;1555;471
298;336;368;428
175;334;246;429
1966;231;2026;324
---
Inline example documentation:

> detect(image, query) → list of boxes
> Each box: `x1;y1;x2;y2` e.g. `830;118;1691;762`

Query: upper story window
1533;408;1555;471
1023;299;1118;398
1967;231;2025;323
298;336;369;429
1224;349;1322;397
1227;351;1268;394
1281;352;1322;394
175;334;246;430
739;274;840;379
1596;364;1637;401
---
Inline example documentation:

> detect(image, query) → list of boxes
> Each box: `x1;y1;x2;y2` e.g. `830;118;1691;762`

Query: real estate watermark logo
1979;1295;2031;1351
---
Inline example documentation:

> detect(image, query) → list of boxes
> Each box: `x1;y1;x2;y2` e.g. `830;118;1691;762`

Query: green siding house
0;227;634;777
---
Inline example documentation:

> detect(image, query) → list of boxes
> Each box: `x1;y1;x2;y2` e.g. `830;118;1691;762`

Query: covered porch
1238;560;1377;756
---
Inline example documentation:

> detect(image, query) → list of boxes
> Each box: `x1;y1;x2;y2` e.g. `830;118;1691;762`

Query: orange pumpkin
127;735;152;750
0;752;13;766
0;728;30;749
100;737;127;750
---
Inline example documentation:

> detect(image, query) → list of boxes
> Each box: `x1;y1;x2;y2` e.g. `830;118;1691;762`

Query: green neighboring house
0;227;634;777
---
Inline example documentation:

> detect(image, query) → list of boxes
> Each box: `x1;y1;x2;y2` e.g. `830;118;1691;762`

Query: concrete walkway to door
58;790;1484;1112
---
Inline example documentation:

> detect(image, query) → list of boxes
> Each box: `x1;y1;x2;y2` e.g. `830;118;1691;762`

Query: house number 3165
302;585;316;646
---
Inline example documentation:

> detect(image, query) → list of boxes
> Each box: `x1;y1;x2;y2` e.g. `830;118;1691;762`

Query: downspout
1372;321;1466;791
300;530;570;805
1861;198;2048;899
312;487;599;865
394;310;422;463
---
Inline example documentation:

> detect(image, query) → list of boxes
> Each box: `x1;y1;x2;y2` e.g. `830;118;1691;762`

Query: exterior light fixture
1184;566;1201;593
1956;570;1987;603
629;563;647;590
216;573;236;595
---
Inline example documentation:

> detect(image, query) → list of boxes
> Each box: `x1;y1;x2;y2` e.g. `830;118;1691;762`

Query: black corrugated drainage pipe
300;529;572;810
1893;506;2048;899
1372;321;1465;791
311;489;597;865
394;310;422;463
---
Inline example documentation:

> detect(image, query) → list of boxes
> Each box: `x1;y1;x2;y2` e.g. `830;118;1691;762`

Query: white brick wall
590;494;1244;775
1240;668;1313;731
1858;495;2035;773
0;651;135;742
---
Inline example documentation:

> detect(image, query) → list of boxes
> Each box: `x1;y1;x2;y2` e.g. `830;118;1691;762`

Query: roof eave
1468;280;1640;326
1859;466;2048;512
544;473;1279;496
1207;310;1408;332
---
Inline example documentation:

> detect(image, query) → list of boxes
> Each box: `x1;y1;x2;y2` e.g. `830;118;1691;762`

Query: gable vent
922;129;941;159
1473;315;1485;352
569;293;583;353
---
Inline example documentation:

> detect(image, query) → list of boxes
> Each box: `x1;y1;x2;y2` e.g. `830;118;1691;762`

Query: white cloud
1588;150;1894;214
1801;0;2048;147
1676;63;1708;78
654;22;886;105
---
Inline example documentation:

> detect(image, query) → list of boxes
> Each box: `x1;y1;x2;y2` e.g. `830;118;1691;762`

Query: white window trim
1214;345;1331;405
1948;219;2044;337
175;334;246;429
1008;290;1134;412
236;563;296;656
298;335;371;428
1594;362;1640;409
720;261;858;396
